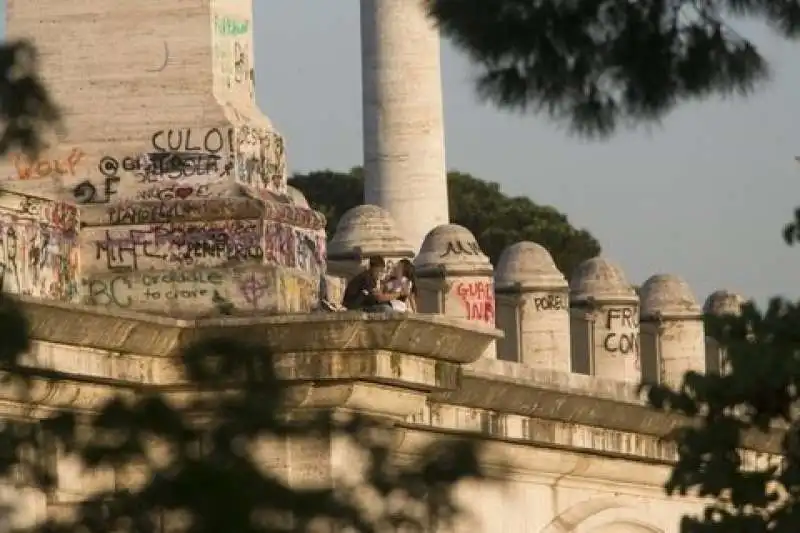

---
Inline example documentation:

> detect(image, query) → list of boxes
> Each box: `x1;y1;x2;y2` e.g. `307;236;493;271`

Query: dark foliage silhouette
289;168;600;276
427;0;799;139
0;294;494;533
0;40;60;155
644;207;800;531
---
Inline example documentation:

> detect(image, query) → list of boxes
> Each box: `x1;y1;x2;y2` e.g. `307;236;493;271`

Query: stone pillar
494;242;570;371
639;274;706;387
703;289;745;375
326;205;414;285
414;224;496;358
360;0;450;252
569;257;640;382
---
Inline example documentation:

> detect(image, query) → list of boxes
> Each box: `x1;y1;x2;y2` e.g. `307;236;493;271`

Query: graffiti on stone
235;126;287;195
0;208;79;301
11;148;85;181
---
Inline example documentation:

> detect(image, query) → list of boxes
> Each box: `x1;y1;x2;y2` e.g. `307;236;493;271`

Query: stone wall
0;299;770;533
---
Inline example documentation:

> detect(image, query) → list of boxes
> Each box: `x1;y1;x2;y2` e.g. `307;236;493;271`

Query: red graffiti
454;281;495;323
12;148;85;180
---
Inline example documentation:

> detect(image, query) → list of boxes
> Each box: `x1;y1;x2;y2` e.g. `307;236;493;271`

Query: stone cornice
431;358;783;454
17;297;778;459
20;297;502;364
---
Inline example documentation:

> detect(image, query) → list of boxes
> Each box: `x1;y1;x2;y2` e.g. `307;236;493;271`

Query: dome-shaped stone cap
495;241;566;289
328;205;413;258
569;256;636;303
640;274;701;318
414;224;492;274
285;185;309;208
703;289;745;316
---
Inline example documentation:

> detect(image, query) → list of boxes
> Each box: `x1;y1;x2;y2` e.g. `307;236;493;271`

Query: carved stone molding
20;297;501;364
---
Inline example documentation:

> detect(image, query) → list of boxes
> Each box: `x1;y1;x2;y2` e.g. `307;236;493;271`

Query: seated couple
342;256;417;312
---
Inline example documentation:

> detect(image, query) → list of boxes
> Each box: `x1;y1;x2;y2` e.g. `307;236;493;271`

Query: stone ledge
0;379;427;420
21;341;462;392
20;297;502;363
432;358;783;454
412;402;678;463
285;382;424;418
78;197;264;226
394;427;683;488
405;406;779;473
274;350;460;391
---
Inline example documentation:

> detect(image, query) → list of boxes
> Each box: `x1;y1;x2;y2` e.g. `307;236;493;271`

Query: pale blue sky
6;3;800;304
255;2;800;305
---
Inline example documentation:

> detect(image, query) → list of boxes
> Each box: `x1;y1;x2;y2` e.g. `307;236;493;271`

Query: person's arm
372;290;395;302
367;278;395;303
408;293;417;312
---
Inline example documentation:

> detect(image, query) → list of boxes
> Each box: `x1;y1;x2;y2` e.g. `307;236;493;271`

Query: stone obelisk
4;0;285;200
2;0;327;317
360;0;450;252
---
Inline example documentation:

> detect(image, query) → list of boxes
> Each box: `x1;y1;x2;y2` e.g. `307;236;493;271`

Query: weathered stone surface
21;297;501;362
1;0;329;318
0;192;80;303
0;187;326;317
431;358;782;453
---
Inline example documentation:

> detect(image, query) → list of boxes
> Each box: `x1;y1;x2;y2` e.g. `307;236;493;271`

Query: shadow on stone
0;292;507;533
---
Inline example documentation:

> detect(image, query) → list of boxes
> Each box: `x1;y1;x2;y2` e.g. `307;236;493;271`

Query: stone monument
2;0;326;317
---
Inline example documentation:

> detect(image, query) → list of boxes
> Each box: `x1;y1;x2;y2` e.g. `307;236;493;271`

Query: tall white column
360;0;450;252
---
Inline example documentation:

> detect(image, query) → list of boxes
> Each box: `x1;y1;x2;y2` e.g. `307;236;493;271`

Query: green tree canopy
289;168;601;277
427;0;798;139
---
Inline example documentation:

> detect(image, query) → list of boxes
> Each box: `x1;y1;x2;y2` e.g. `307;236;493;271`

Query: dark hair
398;259;418;296
368;256;386;269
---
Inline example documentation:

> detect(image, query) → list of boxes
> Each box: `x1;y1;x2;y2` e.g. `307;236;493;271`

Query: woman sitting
383;259;417;312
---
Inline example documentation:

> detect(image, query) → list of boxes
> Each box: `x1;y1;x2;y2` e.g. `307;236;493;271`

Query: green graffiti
215;16;249;36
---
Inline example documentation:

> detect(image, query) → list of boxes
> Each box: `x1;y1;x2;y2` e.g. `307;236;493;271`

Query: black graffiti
151;128;232;153
106;203;185;225
95;225;263;271
142;270;223;286
143;152;231;180
533;294;564;311
603;307;639;355
95;230;163;271
85;276;133;307
98;153;232;182
234;42;249;84
440;239;482;258
17;196;45;217
72;177;120;204
142;270;223;301
605;307;637;328
172;242;263;265
603;333;638;354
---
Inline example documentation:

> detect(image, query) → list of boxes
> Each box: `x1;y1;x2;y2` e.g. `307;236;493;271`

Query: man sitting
341;256;394;312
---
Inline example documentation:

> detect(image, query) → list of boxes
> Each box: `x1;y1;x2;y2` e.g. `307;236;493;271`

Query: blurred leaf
426;0;788;139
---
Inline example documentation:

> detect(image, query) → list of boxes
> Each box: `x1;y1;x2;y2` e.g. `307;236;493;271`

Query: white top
386;276;412;296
